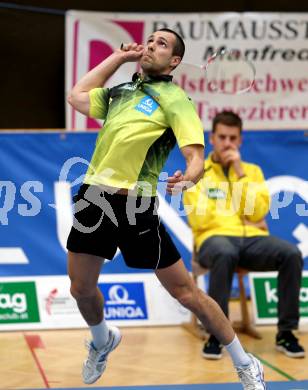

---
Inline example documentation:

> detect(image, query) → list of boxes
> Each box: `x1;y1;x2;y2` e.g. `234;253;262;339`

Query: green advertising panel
250;272;308;323
0;281;40;324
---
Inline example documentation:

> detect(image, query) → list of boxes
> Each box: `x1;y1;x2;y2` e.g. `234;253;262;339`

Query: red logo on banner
45;288;58;315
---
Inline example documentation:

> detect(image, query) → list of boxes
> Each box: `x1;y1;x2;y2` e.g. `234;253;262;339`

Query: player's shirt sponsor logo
135;96;159;116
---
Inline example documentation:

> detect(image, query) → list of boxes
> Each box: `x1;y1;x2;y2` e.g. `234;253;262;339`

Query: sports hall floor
1;302;307;390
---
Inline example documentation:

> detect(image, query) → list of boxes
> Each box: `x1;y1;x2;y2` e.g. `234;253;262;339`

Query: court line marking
23;333;50;388
252;352;297;381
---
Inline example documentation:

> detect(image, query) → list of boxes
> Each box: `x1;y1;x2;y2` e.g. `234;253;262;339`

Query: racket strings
204;49;256;94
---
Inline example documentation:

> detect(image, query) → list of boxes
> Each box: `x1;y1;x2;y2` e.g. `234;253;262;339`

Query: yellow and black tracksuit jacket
183;153;270;251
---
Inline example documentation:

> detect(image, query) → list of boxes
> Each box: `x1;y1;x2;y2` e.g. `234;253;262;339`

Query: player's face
140;31;181;75
210;124;242;161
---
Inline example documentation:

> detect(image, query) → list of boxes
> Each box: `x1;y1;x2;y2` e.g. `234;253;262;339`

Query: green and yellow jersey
84;73;204;196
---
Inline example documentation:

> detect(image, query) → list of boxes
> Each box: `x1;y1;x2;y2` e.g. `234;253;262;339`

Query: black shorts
66;184;181;269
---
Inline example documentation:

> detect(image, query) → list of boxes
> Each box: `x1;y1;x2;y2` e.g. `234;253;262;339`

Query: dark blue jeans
198;235;303;331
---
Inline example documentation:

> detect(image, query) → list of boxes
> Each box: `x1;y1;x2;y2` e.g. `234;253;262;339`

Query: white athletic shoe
236;353;266;390
82;326;122;384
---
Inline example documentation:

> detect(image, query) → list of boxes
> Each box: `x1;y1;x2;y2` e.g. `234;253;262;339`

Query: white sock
224;335;251;367
90;318;110;350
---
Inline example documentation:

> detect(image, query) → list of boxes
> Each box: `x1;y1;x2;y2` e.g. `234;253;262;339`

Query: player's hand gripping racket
181;48;256;94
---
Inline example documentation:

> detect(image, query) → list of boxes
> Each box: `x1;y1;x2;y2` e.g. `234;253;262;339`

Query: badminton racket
180;48;256;94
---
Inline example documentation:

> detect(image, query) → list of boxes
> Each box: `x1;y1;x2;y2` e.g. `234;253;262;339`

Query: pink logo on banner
45;288;58;315
86;21;144;130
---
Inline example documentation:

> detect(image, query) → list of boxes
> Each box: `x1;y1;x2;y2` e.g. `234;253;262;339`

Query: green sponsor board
0;281;40;324
251;273;308;321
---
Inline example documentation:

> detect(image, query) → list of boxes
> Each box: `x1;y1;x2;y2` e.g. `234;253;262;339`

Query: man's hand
220;146;241;166
220;146;245;178
242;217;268;231
118;43;144;62
166;170;191;195
167;144;204;195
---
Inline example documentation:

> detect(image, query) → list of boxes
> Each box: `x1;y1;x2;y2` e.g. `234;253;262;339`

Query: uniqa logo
0;293;27;313
106;285;136;305
104;284;146;319
144;98;153;107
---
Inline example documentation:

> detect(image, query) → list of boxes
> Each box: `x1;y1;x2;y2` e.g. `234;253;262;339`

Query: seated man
183;110;305;360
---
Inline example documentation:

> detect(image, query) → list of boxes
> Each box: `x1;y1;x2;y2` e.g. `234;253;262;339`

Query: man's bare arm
67;43;144;116
166;144;204;195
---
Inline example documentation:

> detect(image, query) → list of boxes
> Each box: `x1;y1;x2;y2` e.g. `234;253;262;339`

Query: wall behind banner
1;2;308;129
0;131;307;280
0;130;307;307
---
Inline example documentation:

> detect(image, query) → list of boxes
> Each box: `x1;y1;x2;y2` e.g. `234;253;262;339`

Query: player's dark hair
158;28;185;58
212;111;243;134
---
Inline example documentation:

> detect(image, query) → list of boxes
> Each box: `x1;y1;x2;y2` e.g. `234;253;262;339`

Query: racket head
203;48;256;94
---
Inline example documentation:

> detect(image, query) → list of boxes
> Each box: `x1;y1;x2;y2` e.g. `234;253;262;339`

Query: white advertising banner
0;275;189;331
66;11;308;130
